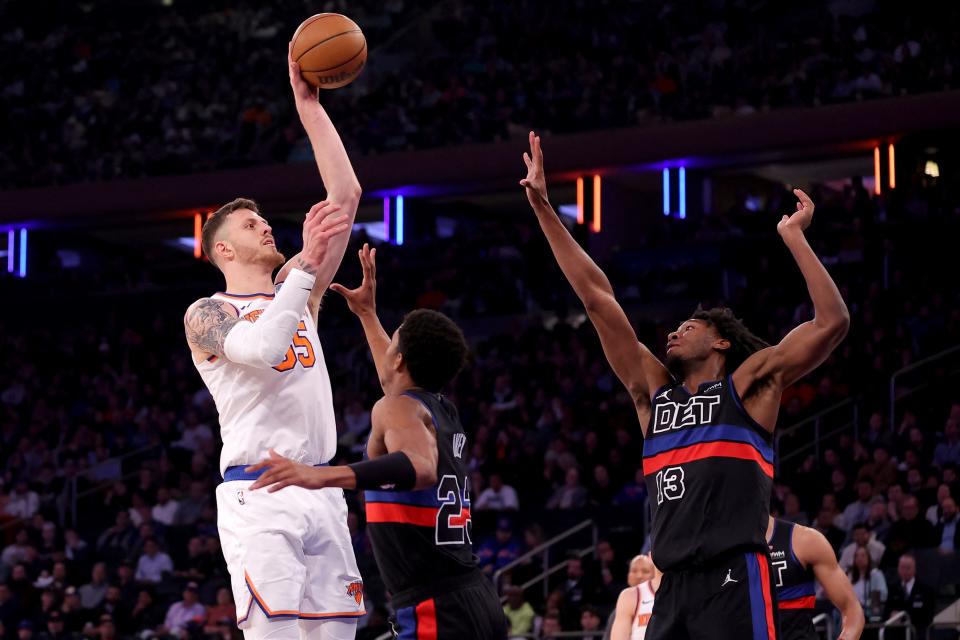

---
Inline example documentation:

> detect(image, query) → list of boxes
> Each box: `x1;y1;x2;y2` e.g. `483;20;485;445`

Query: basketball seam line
302;42;367;73
294;29;363;63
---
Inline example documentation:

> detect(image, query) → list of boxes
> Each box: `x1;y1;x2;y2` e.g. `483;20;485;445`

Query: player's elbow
827;309;851;341
259;343;291;368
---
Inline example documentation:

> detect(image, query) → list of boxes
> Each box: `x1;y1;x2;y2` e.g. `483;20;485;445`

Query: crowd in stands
0;168;957;637
2;0;959;188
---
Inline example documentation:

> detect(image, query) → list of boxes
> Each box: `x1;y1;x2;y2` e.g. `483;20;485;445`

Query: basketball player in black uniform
520;131;850;640
767;518;863;640
247;244;508;639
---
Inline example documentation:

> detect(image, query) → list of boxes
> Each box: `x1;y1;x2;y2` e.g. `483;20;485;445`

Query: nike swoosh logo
641;599;654;604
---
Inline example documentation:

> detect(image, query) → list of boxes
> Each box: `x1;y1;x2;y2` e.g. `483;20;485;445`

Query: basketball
291;14;367;90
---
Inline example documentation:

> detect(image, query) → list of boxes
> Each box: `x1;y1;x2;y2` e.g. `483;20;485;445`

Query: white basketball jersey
193;288;337;475
632;581;655;640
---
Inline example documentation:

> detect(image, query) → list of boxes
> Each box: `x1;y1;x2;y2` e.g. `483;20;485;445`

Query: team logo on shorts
346;581;363;605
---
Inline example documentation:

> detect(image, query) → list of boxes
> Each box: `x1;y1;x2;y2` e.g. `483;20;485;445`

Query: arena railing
493;519;598;601
812;612;835;638
889;343;960;431
774;398;860;476
876;611;917;639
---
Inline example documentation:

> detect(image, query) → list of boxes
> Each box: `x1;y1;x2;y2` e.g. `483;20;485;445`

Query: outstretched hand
520;131;550;208
246;449;329;492
778;188;815;237
329;243;377;317
288;41;318;107
298;201;349;274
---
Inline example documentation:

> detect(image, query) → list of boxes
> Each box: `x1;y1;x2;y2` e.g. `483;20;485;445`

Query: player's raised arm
186;201;349;367
275;43;362;317
795;525;864;640
733;190;850;404
246;396;439;492
520;131;671;427
329;243;392;391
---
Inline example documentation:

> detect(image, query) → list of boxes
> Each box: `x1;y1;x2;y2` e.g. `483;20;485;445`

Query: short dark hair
691;306;769;373
202;197;260;266
397;309;468;392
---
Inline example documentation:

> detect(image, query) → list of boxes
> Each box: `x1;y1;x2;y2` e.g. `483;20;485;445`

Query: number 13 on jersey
655;466;686;504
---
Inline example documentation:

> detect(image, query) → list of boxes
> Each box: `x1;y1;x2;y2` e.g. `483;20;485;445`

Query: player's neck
680;365;724;394
222;267;275;296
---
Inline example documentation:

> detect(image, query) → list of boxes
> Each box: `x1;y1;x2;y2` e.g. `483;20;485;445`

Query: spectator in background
813;507;846;552
925;484;951;524
3;482;38;519
95;614;116;640
591;540;626;603
885;553;935;638
16;621;33;640
502;586;535;640
202;588;236;639
883;496;935;565
173;481;209;527
475;472;519;511
127;589;163;635
95;512;136;566
847;546;888;621
781;492;809;526
78;562;108;610
887;484;907;522
477;517;522;576
541;611;563;639
150;487;179;527
933;496;958;554
857;446;898;492
1;530;30;570
865;499;892;541
93;586;128;634
839;523;885;571
62;530;90;573
579;605;604;640
842;481;876;532
546;468;588;510
555;554;593;630
59;588;85;634
934;419;960;468
37;610;73;640
134;538;172;585
160;582;205;639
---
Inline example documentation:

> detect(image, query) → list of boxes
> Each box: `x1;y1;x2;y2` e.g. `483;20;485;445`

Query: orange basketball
291;14;367;90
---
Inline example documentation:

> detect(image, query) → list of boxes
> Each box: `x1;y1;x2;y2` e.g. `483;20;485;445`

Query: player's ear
713;337;731;353
215;239;233;263
394;351;405;373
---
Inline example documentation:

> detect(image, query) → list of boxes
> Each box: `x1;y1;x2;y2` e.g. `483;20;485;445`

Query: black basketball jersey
769;519;817;640
364;390;478;596
642;376;774;571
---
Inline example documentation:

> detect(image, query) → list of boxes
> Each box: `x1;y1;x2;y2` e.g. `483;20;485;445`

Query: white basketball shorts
216;478;365;628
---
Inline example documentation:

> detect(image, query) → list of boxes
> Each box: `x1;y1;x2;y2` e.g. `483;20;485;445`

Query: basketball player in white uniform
610;554;660;640
183;45;363;640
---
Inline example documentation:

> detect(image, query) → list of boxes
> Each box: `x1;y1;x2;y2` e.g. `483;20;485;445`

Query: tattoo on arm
296;256;317;276
185;299;241;356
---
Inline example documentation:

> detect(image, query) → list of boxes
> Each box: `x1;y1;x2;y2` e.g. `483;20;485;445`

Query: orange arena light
592;175;601;233
194;212;202;259
888;144;896;190
576;177;585;225
873;147;882;195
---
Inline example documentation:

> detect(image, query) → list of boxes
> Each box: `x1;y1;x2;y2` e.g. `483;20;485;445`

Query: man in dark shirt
885;553;935;638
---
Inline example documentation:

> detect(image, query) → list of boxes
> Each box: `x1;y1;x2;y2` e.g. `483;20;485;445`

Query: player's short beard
665;352;688;380
237;244;285;270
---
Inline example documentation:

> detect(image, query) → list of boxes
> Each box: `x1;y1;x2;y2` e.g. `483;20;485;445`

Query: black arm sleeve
347;451;418;491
